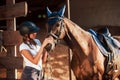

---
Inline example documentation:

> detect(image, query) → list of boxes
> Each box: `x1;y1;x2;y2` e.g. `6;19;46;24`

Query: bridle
45;16;65;51
47;16;65;44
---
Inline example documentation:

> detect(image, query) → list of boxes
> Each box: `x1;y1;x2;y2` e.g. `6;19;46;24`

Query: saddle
88;28;120;56
97;32;120;57
97;34;112;52
88;29;120;75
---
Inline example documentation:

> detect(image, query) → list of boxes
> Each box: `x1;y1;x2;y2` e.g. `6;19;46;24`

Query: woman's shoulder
34;39;41;45
19;43;30;51
20;42;28;47
34;39;40;42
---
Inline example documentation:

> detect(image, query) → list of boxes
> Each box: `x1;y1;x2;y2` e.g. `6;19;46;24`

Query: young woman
19;21;52;80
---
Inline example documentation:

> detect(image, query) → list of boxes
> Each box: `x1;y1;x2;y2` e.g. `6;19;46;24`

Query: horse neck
63;18;91;55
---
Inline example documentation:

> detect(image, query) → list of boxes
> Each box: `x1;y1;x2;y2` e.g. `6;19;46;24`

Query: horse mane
63;17;91;41
63;17;89;34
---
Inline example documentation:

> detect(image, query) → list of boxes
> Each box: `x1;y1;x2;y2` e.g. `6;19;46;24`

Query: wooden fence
0;0;27;79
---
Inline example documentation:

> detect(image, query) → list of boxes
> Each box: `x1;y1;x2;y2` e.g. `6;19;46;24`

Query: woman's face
29;32;37;39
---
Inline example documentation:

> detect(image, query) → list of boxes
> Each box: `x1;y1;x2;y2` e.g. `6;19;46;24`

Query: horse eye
56;23;60;27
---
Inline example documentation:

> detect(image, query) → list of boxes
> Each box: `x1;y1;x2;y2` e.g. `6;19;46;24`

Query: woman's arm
42;51;48;63
20;37;53;65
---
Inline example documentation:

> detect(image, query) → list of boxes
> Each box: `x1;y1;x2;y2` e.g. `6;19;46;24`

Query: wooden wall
70;0;120;35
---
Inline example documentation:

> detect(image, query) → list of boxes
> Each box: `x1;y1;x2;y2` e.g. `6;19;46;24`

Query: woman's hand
42;36;54;48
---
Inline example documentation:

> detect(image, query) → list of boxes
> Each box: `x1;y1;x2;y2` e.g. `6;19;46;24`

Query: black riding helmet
19;21;40;36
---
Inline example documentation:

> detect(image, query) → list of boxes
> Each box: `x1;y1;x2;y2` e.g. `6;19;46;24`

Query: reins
43;54;53;80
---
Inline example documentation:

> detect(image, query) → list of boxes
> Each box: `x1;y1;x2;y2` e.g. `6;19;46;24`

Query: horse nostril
44;43;52;52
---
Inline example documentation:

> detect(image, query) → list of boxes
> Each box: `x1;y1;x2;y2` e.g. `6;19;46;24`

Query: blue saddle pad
88;29;109;56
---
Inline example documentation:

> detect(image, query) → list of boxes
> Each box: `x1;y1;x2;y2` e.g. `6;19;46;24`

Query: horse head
45;5;67;51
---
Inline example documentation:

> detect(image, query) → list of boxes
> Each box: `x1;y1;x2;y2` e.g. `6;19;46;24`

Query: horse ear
58;5;66;17
46;7;52;17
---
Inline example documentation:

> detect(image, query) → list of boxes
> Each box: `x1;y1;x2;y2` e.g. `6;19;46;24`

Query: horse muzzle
44;43;52;52
44;39;57;52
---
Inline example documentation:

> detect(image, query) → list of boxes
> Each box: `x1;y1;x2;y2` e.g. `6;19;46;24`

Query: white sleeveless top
19;39;42;70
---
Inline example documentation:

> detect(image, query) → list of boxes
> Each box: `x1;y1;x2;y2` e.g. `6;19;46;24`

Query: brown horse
45;5;120;80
